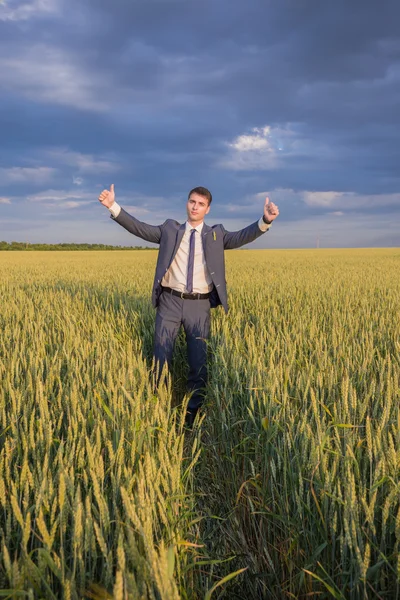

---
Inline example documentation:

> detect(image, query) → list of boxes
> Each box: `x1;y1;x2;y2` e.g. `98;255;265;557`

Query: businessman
98;185;279;427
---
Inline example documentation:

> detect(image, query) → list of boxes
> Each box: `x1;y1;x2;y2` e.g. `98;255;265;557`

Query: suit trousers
153;291;211;411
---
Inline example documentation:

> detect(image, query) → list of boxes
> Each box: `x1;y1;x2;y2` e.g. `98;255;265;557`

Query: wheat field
0;248;399;599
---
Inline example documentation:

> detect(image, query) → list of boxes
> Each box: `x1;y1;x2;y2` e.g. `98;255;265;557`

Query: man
98;185;279;427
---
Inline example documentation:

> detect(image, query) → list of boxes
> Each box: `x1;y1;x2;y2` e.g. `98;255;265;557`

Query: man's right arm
98;184;162;244
109;202;163;244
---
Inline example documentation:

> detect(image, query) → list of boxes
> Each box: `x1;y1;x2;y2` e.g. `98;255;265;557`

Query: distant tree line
0;241;156;251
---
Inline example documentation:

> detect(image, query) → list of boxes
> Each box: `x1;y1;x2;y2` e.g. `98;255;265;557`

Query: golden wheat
0;248;399;599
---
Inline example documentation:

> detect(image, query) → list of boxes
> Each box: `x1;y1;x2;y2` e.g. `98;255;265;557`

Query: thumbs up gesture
98;184;115;209
263;196;279;223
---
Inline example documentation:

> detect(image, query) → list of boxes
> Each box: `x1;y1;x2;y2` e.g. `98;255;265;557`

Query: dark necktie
186;229;196;293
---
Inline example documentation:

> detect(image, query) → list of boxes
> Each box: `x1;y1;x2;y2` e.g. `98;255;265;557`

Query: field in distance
0;248;399;599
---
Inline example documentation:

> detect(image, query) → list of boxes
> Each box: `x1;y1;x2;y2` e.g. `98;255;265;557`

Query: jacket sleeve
111;207;164;244
221;220;266;250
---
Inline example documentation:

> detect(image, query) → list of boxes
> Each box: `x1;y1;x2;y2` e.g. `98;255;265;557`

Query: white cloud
303;191;400;209
73;176;84;186
47;149;120;173
238;211;400;249
230;127;272;152
26;189;172;219
0;197;11;204
27;189;95;211
219;125;299;170
0;0;59;22
0;45;107;111
27;189;94;203
0;166;56;184
243;188;400;213
219;123;340;171
219;189;400;221
303;191;345;207
63;201;81;209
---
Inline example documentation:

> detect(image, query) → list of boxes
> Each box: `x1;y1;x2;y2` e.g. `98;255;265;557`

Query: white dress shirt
108;202;272;293
162;221;212;293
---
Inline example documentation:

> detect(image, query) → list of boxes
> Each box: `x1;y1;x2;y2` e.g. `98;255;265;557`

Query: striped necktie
186;228;196;293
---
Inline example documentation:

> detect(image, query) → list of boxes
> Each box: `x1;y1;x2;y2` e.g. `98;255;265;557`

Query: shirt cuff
109;202;121;218
258;216;272;232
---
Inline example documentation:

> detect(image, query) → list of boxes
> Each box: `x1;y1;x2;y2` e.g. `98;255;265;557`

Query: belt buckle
180;291;185;299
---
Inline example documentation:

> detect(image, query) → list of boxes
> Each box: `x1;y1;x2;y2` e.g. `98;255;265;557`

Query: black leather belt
161;286;211;300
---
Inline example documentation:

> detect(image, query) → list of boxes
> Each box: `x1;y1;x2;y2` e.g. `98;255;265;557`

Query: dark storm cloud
0;0;399;246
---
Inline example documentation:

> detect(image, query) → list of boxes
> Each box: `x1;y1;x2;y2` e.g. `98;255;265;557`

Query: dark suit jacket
111;208;268;313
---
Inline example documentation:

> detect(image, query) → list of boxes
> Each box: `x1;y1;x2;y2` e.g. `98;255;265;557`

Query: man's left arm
222;197;279;250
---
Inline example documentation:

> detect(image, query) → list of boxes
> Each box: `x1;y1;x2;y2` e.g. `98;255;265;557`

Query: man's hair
188;186;212;205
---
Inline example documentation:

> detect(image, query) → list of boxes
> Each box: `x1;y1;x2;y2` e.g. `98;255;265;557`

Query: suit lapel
201;223;212;239
201;223;212;261
168;223;186;268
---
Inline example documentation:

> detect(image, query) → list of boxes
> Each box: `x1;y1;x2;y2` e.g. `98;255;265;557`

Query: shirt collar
185;221;204;234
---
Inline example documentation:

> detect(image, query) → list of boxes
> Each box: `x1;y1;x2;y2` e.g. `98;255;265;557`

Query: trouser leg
153;293;181;386
182;298;211;411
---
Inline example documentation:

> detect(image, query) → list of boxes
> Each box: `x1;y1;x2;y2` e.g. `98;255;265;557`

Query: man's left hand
264;197;279;223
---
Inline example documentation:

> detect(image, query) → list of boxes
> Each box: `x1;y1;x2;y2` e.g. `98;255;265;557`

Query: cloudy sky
1;0;399;248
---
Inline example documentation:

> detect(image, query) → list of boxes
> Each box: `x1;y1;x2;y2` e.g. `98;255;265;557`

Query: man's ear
206;204;211;214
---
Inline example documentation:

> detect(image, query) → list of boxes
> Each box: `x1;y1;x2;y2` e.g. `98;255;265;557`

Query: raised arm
222;220;265;250
222;196;279;249
98;184;163;244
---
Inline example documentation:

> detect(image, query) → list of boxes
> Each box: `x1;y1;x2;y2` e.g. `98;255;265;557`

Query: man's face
186;192;210;224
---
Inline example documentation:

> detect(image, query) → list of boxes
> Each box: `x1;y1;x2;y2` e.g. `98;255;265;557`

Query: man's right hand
98;184;115;208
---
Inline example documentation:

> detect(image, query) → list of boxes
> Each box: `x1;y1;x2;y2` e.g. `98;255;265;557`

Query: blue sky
1;0;399;248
